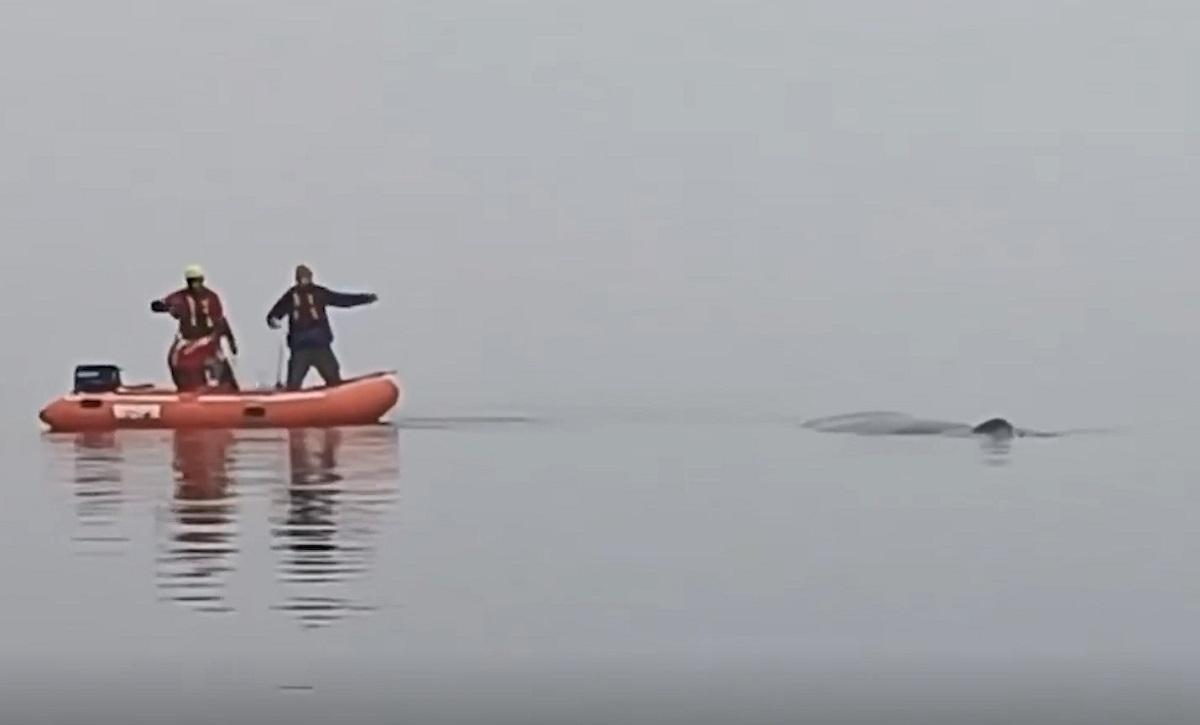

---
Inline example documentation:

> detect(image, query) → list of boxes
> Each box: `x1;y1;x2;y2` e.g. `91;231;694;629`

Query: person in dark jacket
266;264;378;389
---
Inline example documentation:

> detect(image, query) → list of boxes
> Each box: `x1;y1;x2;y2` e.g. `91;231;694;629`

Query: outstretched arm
151;292;181;317
324;289;378;308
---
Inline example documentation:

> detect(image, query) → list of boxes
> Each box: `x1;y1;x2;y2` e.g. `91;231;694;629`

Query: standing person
151;265;240;391
266;264;377;390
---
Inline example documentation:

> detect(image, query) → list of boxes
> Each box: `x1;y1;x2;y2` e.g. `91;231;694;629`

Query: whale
800;412;1057;439
970;417;1017;438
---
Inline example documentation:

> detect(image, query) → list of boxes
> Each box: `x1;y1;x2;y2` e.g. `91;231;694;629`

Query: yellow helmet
184;264;205;280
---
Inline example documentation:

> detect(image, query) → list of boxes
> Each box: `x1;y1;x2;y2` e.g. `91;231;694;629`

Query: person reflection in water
157;430;237;615
273;427;398;629
274;428;355;628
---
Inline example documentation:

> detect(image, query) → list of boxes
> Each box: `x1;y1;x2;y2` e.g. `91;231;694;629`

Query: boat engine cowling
73;364;122;394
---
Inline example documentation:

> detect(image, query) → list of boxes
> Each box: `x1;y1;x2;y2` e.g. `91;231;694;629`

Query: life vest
291;289;325;323
176;291;220;339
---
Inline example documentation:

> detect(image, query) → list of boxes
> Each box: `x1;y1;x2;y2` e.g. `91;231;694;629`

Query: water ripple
45;425;401;627
271;428;399;629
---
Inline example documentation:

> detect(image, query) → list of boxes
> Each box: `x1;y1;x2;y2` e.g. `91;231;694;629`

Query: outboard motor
73;364;122;394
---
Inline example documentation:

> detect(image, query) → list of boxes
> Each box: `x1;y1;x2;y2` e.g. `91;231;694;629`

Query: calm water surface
4;415;1200;724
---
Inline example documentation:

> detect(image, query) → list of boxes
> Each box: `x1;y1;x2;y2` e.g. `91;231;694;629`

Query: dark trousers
287;346;342;390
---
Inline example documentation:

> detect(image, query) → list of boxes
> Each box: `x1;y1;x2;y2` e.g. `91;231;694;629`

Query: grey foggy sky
2;0;1198;423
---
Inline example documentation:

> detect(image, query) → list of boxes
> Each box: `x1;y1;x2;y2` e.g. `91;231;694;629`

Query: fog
2;1;1196;425
2;5;1199;722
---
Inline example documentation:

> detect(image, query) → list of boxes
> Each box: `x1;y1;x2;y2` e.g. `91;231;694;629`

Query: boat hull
39;373;402;432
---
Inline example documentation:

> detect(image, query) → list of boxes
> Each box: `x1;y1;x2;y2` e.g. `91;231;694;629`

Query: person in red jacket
151;265;240;392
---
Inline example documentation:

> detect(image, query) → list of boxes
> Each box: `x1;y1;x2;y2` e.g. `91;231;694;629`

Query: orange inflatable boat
40;371;402;432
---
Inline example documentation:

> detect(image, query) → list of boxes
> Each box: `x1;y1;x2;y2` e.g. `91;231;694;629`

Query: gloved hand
150;299;169;313
227;339;239;356
366;293;379;304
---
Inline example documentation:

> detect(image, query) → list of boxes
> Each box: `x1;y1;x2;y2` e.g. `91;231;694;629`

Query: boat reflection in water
66;432;130;557
156;430;239;615
273;426;400;629
49;425;400;627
